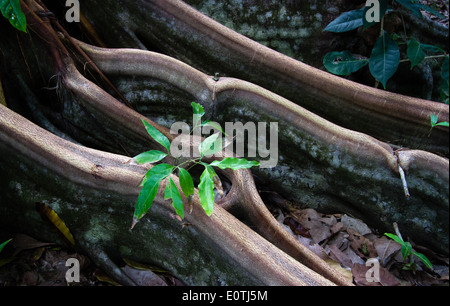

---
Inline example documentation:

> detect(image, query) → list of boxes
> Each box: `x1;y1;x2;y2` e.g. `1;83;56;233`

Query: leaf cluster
132;102;259;228
323;0;448;99
384;233;433;271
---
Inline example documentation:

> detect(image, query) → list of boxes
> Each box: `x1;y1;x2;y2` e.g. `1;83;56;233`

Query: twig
393;222;403;241
398;164;410;198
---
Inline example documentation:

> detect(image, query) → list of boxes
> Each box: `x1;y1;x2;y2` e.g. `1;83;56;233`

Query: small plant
0;0;27;32
131;102;259;228
323;0;448;103
0;239;12;254
430;114;449;128
385;232;432;271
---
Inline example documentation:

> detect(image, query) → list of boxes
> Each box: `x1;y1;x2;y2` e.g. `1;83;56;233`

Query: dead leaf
341;214;372;235
325;259;353;284
329;244;364;268
347;229;377;259
309;223;332;243
297;236;329;260
11;233;55;256
374;236;401;266
352;263;400;286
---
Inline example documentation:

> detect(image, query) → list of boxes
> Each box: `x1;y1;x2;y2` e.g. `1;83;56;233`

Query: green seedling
131;102;259;229
384;232;433;271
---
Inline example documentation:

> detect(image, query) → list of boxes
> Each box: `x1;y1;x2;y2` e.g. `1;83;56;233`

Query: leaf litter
266;192;449;286
0;233;184;286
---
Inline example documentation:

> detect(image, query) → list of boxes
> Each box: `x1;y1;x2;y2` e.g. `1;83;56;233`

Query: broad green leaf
191;102;205;117
201;120;228;136
435;121;449;127
0;0;26;32
141;163;174;186
202;163;218;180
323;51;369;76
141;118;171;153
198;166;215;216
412;252;433;269
323;8;364;33
133;170;171;225
165;178;184;219
369;31;400;88
430;114;439;126
415;3;444;18
363;0;388;29
431;114;449;128
134;150;167;164
384;233;404;244
192;102;205;129
401;241;412;260
210;157;260;170
164;183;171;200
394;0;443;19
394;0;423;18
178;168;194;198
199;133;222;157
420;44;445;54
0;239;12;253
407;37;426;69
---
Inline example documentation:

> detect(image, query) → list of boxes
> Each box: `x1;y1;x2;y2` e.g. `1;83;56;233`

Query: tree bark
78;0;449;155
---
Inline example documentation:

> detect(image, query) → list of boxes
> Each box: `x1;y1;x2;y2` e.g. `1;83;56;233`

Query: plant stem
399;54;447;64
393;222;403;241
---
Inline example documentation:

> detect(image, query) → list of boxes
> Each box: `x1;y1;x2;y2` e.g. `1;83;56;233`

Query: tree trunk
0;0;448;286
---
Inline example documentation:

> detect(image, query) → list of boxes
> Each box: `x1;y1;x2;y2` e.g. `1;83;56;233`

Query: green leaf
401;242;412;260
134;150;167;164
363;0;388;30
415;3;444;18
323;51;369;76
199;133;222;157
420;44;445;54
394;0;423;18
192;102;205;129
384;233;404;244
165;178;184;219
141;163;174;186
0;0;26;32
430;114;449;128
412;252;433;269
0;239;12;253
323;8;364;33
435;121;449;127
141;118;171;153
407;37;426;69
198;166;215;216
201;120;228;136
430;114;439;126
369;31;400;88
133;168;171;224
178;168;195;198
191;102;205;117
210;157;260;170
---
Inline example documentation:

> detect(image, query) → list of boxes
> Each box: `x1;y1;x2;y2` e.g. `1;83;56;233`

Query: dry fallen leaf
352;262;400;286
373;235;401;267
